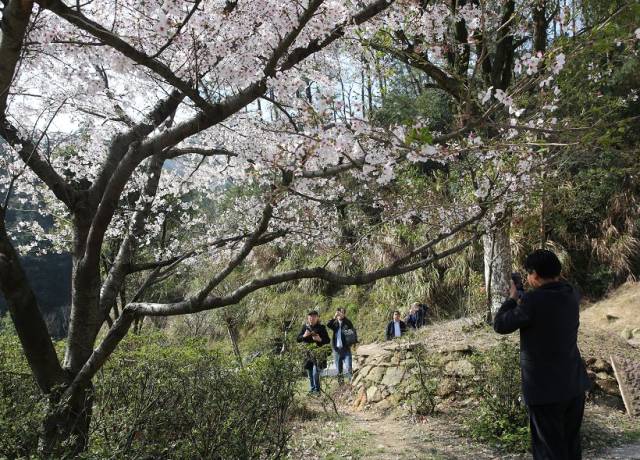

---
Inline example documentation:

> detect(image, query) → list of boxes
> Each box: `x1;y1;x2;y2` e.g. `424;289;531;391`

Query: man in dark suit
385;310;407;340
494;249;591;460
296;310;330;394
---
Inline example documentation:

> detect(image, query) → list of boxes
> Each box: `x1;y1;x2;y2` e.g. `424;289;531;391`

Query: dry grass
580;281;640;347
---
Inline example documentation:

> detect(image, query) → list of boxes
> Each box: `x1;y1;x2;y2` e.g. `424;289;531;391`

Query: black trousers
528;393;585;460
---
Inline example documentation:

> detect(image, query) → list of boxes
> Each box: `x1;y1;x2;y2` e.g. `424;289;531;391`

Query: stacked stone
620;327;640;348
351;341;478;412
585;357;621;398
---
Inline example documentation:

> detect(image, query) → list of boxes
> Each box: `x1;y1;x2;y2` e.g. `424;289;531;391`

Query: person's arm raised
493;294;534;334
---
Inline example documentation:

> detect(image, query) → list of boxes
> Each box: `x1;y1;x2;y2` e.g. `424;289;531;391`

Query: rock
598;379;621;396
381;367;406;387
387;393;403;406
444;359;475;377
621;329;633;340
366;385;383;403
632;328;640;337
376;399;392;411
437;379;457;398
438;342;473;354
628;338;640;348
355;343;386;358
365;366;386;383
596;372;614;381
358;365;372;379
353;387;367;410
590;358;612;373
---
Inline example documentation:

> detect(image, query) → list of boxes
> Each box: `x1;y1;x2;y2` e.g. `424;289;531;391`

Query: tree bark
483;216;512;320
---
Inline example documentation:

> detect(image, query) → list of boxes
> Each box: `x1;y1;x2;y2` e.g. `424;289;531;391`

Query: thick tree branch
193;201;275;304
0;217;67;393
130;232;480;317
90;89;184;200
0;0;32;115
0;118;78;207
367;41;464;100
67;230;478;393
98;155;165;320
280;0;394;72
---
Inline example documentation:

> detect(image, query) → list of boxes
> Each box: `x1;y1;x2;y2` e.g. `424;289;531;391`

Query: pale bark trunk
483;217;512;320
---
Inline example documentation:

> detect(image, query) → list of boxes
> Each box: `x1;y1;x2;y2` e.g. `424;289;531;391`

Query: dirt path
344;409;640;459
341;408;525;460
289;397;639;460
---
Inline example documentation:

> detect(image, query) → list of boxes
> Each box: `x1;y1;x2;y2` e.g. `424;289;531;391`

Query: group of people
296;307;356;394
384;301;429;340
296;301;429;394
297;249;591;459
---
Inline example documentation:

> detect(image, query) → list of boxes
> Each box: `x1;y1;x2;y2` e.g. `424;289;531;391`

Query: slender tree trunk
225;317;243;368
483;216;512;320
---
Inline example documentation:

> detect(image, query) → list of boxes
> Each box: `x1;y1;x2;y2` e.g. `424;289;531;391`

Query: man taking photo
494;249;591;460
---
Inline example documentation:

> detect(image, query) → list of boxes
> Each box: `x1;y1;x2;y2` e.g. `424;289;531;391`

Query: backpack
342;326;358;347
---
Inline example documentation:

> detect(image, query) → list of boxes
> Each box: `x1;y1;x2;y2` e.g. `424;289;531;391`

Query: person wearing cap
296;310;330;394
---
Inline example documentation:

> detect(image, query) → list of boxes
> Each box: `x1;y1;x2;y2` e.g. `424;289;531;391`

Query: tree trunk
48;212;102;455
483;216;512;321
64;216;103;374
225;317;243;368
41;383;94;457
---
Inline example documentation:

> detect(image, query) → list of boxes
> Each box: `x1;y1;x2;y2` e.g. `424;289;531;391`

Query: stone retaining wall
350;337;625;413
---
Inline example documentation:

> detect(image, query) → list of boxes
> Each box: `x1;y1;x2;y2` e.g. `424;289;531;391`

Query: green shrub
409;345;441;416
467;341;530;453
0;319;47;459
0;322;299;459
88;332;299;459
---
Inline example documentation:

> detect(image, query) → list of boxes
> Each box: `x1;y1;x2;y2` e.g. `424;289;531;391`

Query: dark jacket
326;317;355;352
494;281;591;405
296;323;330;370
406;309;425;329
385;320;407;341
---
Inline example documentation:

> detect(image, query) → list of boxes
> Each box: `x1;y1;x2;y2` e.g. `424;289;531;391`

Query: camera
511;272;524;290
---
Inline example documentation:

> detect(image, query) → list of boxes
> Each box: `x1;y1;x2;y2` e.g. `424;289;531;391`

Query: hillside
288;284;640;459
581;281;640;351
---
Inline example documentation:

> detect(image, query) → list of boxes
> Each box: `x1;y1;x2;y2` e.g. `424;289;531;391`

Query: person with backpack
406;302;426;329
327;307;357;384
296;310;330;394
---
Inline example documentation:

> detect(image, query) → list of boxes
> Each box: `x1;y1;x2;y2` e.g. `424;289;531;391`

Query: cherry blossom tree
0;0;494;453
361;0;576;316
2;0;623;453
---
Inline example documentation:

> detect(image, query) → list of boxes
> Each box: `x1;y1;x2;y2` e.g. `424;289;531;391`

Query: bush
0;319;47;459
409;345;441;416
87;332;299;459
467;341;530;453
0;322;299;459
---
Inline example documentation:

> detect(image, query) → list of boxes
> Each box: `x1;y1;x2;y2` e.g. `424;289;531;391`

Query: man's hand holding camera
303;328;322;342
